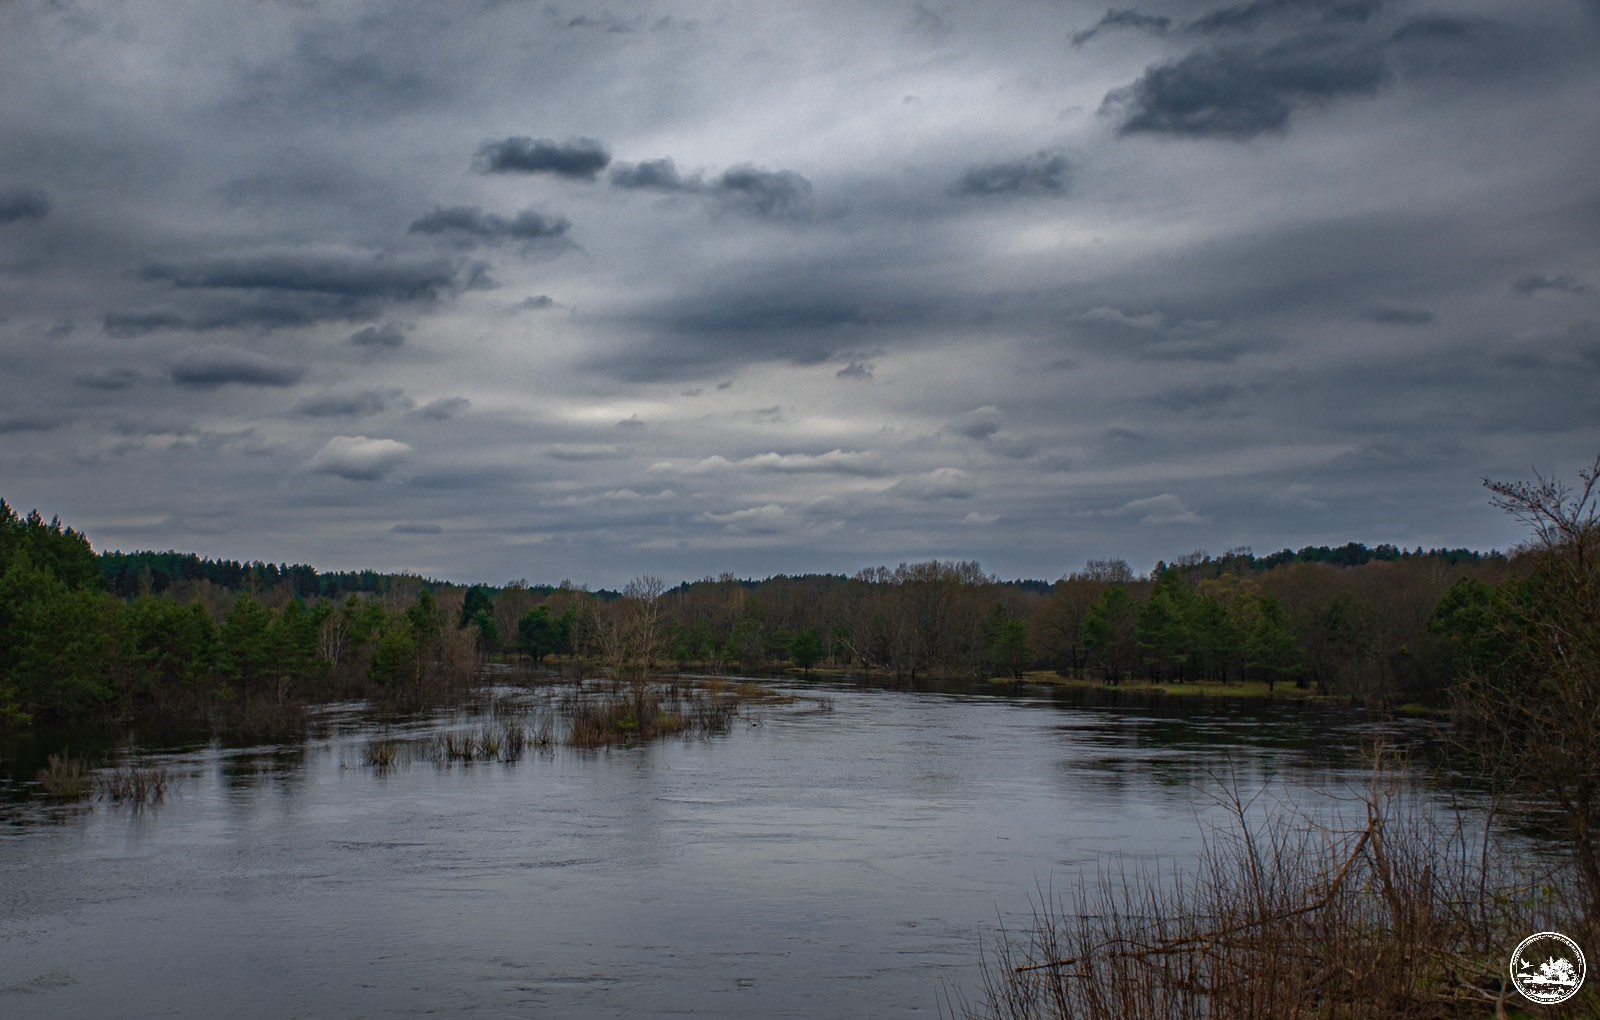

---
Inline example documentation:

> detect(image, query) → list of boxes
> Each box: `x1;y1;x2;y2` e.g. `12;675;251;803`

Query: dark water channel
0;680;1457;1018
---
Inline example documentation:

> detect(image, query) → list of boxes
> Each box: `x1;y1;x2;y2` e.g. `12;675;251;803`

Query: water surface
0;680;1450;1017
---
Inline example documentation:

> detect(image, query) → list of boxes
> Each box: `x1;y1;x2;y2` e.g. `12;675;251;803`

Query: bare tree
1458;455;1600;922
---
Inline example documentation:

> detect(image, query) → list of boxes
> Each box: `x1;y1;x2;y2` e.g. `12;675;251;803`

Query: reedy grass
36;751;92;798
953;757;1594;1020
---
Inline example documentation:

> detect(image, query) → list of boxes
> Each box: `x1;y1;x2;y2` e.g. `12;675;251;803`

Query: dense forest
0;494;1533;730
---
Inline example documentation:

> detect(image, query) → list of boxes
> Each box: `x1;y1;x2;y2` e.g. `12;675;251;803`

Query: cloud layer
0;0;1594;585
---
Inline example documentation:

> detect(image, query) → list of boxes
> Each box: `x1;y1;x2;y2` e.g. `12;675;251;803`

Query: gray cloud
415;396;471;420
953;152;1071;197
1365;303;1434;326
408;206;570;244
297;389;405;417
713;166;814;219
515;295;556;310
1155;383;1244;412
611;159;815;219
349;323;408;348
1514;274;1589;297
1107;34;1388;138
1187;0;1292;36
949;406;1002;441
475;136;611;179
141;252;467;301
0;187;51;223
0;413;63;434
309;435;413;481
610;157;694;191
75;368;145;391
168;351;305;388
391;522;443;534
1072;9;1172;47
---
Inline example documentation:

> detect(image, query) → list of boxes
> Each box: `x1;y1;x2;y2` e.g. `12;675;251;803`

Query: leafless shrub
96;762;171;804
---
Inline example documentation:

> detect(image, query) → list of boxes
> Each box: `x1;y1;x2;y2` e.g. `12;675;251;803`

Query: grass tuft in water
362;737;401;768
96;762;171;804
36;751;93;798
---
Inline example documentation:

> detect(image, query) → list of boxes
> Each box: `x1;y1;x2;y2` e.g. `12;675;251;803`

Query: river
0;678;1451;1017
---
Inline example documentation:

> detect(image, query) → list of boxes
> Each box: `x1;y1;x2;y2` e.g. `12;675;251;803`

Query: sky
1;0;1597;588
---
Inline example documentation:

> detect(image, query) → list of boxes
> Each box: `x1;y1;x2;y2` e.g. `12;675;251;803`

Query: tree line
0;492;1550;731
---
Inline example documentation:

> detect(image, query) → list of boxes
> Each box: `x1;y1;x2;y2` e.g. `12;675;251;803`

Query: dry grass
955;759;1596;1020
35;751;92;798
361;737;401;768
564;682;741;748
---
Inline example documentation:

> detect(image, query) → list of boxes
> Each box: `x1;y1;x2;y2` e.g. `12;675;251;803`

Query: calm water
0;680;1451;1018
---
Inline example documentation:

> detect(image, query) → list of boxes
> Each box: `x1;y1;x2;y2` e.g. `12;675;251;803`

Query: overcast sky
2;0;1596;587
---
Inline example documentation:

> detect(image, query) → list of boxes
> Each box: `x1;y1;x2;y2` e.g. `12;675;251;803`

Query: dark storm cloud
168;351;305;388
1072;9;1171;47
349;323;407;348
953;151;1071;197
475;136;611;179
408;206;570;244
1365;303;1433;326
1514;274;1589;297
1107;34;1387;138
0;187;51;223
297;390;403;417
610;159;815;219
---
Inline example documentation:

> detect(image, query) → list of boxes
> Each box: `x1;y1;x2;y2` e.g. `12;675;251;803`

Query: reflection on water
0;679;1463;1018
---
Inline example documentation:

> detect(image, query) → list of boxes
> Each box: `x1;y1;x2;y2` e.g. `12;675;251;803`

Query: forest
0;495;1529;730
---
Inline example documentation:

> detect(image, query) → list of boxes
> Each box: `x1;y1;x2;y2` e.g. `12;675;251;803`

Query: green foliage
218;594;275;694
517;605;559;662
0;500;100;591
0;554;118;718
981;604;1029;679
1239;593;1303;691
1083;588;1140;682
459;585;495;628
467;607;499;650
122;595;217;701
367;619;418;688
791;627;825;673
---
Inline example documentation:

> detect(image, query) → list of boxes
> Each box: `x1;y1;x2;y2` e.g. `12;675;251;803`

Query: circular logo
1510;931;1586;1005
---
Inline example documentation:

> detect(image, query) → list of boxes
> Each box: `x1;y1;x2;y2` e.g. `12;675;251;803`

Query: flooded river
1;680;1450;1017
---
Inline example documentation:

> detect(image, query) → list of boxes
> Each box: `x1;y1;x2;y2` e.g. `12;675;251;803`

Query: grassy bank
993;672;1335;701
